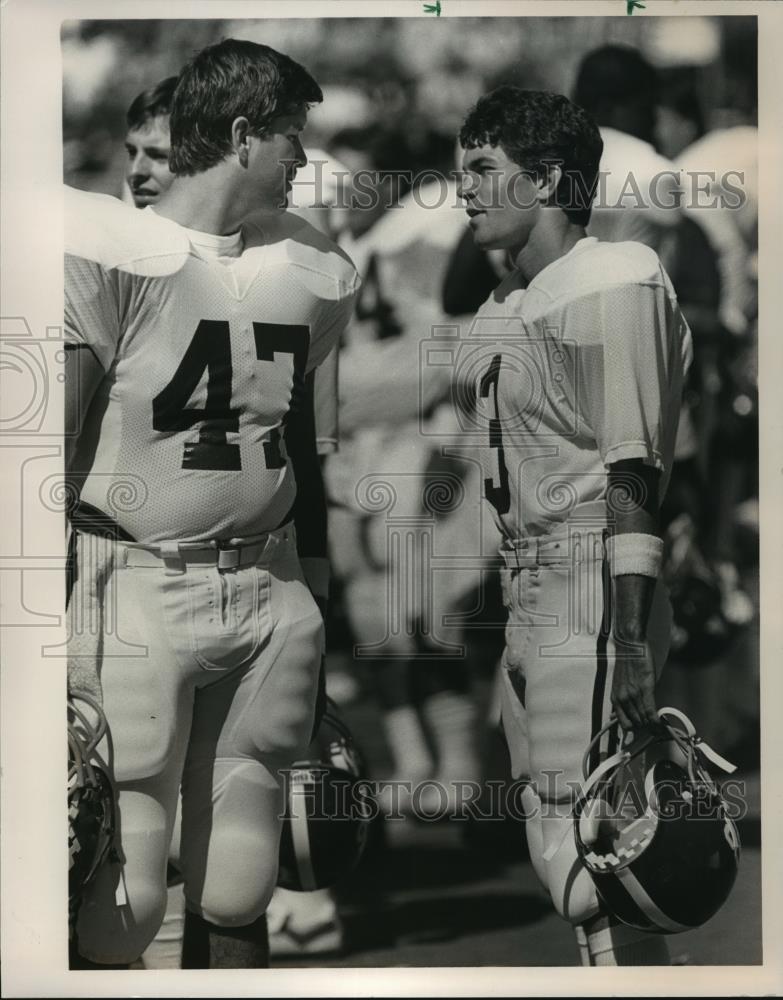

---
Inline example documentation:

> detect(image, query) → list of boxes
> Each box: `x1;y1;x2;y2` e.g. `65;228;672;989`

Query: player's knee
194;826;280;929
521;784;549;890
543;825;602;926
128;881;171;956
499;669;531;781
140;883;186;969
79;869;169;964
197;868;276;929
534;793;603;927
550;865;601;925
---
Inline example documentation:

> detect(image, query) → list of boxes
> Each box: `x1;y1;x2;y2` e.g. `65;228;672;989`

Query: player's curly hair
459;87;603;226
169;38;322;176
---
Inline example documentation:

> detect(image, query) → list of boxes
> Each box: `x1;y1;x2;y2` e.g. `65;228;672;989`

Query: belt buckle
217;544;241;570
518;537;536;568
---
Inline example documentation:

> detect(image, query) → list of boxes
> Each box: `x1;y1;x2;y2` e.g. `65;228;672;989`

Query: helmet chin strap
288;773;318;892
551;708;738;865
656;707;738;775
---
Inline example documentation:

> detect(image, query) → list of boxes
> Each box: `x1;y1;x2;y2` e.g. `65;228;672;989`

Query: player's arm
285;370;329;733
287;369;328;566
64;193;124;471
578;278;690;733
63;344;107;706
64;343;104;469
607;458;663;732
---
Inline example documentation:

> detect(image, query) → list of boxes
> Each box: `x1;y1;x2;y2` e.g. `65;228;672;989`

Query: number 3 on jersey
152;319;309;471
479;353;511;515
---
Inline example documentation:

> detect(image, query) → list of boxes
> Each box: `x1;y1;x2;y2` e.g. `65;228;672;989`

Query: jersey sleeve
63;187;125;371
306;280;358;373
64;253;122;371
576;281;691;471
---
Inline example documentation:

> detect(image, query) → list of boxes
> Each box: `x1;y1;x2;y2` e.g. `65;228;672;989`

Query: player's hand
67;655;103;708
611;638;657;732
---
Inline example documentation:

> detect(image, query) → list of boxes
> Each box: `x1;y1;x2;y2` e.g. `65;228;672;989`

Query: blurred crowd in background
63;14;760;954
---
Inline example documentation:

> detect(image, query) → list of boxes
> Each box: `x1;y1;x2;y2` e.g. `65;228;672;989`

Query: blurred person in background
655;74;759;758
323;123;491;816
574;43;757;776
123;76;178;207
657;73;757;630
655;64;755;342
572;43;753;646
573;44;681;255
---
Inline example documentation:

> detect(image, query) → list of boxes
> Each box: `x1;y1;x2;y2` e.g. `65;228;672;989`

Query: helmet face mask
68;693;116;932
575;710;741;934
277;701;375;892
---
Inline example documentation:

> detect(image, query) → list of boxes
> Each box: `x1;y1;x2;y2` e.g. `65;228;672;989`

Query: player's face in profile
248;108;309;212
459;143;540;253
125;115;173;207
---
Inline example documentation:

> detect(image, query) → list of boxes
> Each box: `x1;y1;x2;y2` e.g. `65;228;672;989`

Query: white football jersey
461;237;692;540
64;187;359;543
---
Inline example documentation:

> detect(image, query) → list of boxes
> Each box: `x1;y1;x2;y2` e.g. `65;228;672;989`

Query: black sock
182;910;269;969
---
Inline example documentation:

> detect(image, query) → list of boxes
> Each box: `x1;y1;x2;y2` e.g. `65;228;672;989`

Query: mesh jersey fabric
64;186;359;542
460;237;692;539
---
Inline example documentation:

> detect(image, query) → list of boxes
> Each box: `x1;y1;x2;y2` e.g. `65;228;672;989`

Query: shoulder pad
63;185;191;276
243;211;360;300
537;240;664;302
588;240;663;285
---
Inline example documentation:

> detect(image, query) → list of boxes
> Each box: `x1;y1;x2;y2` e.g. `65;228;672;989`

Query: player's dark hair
126;76;179;131
459;86;604;227
169;38;322;176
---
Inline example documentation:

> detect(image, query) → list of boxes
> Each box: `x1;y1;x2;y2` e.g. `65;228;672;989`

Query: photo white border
1;1;781;996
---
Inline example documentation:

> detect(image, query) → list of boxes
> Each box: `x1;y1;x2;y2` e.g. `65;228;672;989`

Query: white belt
499;534;574;570
499;512;608;571
117;524;292;571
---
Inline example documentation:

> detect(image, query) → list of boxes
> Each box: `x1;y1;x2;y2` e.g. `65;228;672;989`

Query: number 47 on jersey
152;319;309;472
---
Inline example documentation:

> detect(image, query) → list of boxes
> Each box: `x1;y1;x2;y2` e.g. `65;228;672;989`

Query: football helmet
68;691;115;932
277;700;375;892
574;707;740;934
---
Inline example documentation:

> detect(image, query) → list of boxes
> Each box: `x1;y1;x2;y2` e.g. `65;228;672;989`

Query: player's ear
536;162;563;204
231;116;251;167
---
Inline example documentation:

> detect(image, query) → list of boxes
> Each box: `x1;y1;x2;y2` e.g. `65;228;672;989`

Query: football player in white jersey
65;39;359;968
456;87;692;966
114;79;348;970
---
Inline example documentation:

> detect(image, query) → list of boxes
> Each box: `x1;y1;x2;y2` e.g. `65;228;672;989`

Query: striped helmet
574;707;740;934
68;691;116;933
277;701;374;892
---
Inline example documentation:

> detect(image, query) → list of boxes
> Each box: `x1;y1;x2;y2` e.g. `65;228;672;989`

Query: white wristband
300;556;330;600
605;533;663;578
